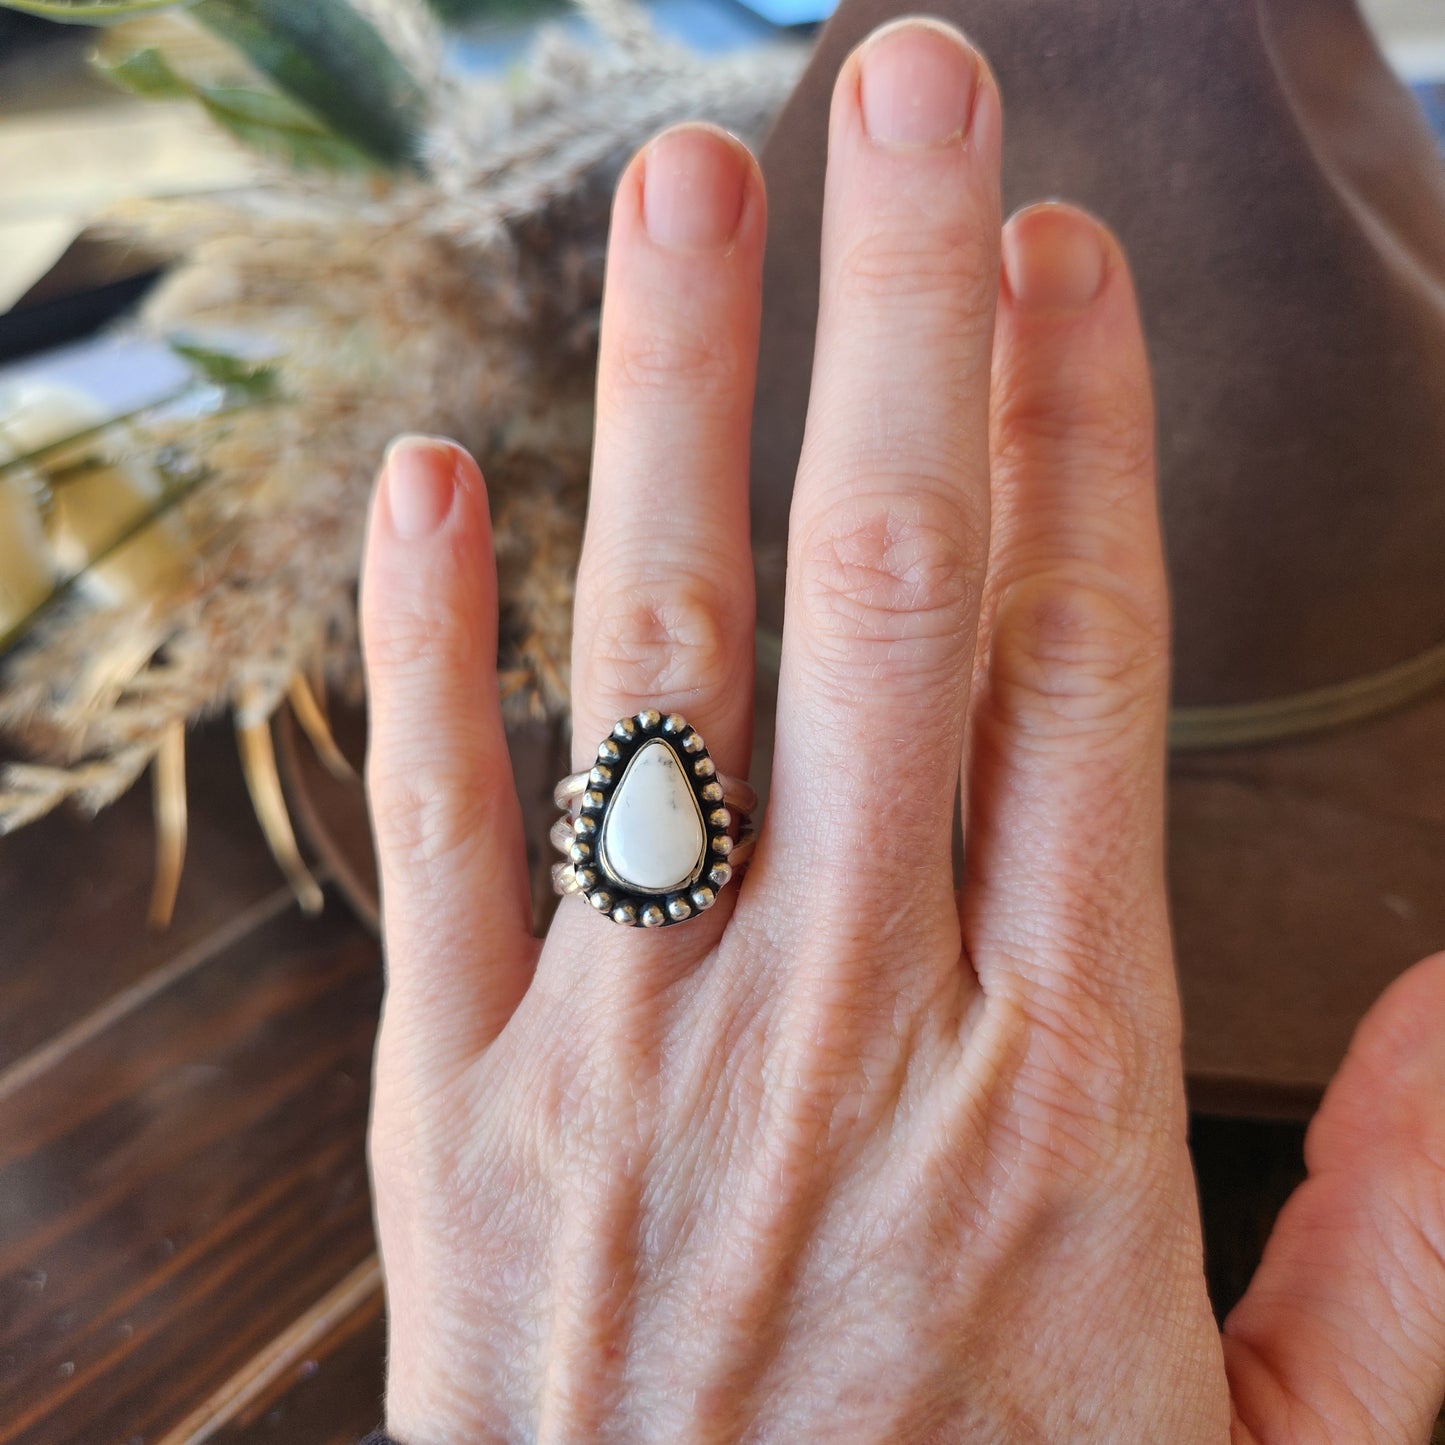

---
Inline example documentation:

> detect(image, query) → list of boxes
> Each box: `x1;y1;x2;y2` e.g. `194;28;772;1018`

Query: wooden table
1;728;387;1443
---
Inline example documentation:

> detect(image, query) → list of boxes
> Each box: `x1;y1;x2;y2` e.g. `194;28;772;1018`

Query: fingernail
643;124;750;252
860;19;980;147
384;434;458;540
1003;205;1108;311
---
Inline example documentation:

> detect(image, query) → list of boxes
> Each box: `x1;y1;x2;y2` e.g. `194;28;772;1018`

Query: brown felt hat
284;0;1445;1120
749;0;1445;1114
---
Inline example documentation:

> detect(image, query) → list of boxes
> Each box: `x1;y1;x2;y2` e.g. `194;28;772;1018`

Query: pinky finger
361;436;535;1075
965;204;1172;1019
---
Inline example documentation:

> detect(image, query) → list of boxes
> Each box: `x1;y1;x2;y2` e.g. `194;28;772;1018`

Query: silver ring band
550;708;757;927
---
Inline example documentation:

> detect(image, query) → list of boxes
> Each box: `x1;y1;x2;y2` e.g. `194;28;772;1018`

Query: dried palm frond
0;0;804;921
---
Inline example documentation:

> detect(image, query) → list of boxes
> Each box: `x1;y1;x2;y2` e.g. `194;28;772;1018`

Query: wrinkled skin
359;19;1445;1444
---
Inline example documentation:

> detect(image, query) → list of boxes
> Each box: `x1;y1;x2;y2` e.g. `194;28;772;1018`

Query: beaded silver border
557;711;738;927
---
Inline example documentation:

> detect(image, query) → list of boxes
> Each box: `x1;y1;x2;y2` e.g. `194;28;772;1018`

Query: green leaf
89;0;428;173
424;0;563;22
191;0;426;171
102;46;193;99
100;44;376;171
195;85;375;169
0;0;196;21
169;341;281;401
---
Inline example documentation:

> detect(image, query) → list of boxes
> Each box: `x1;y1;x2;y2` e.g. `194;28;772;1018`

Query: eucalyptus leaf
100;42;377;171
197;84;318;125
192;0;426;170
198;85;375;169
102;46;193;100
0;0;196;22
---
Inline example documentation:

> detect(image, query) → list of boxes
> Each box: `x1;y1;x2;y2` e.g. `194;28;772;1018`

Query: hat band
1168;635;1445;751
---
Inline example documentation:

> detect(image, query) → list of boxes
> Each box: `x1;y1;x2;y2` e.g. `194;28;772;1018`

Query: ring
551;709;757;927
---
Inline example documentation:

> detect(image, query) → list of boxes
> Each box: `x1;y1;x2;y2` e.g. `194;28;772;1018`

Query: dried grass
0;2;804;851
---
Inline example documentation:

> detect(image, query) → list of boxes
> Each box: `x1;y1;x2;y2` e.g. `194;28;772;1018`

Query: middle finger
764;20;1002;928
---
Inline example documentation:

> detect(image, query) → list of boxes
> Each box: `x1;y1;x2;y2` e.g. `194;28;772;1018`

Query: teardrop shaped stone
599;738;705;893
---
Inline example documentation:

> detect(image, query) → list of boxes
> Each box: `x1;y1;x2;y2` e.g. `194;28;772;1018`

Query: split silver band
550;708;757;927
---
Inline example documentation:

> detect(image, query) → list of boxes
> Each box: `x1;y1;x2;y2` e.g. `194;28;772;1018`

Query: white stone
599;739;705;893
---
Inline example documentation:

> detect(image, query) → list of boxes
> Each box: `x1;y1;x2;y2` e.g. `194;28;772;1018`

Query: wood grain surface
0;728;285;1074
0;731;386;1445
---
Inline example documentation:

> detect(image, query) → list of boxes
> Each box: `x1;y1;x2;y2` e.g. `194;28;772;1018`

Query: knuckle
582;573;747;716
989;567;1167;743
836;215;995;324
363;585;480;683
369;1071;470;1210
530;1031;615;1152
364;597;501;879
1012;982;1168;1176
797;495;981;669
368;753;492;877
993;361;1153;484
608;315;744;398
370;1095;433;1196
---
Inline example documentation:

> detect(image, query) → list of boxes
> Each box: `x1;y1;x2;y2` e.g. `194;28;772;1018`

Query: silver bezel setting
569;711;732;927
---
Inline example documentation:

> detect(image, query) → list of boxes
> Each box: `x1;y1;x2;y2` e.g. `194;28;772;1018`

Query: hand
359;19;1445;1442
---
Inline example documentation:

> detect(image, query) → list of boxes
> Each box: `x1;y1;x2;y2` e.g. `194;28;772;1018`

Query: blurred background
2;1;1439;356
1;2;1443;1442
2;0;1441;533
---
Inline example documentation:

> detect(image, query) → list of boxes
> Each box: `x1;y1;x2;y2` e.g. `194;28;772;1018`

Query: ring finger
565;124;766;932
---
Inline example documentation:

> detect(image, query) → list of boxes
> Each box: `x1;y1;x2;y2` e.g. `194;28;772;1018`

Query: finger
361;436;534;1070
570;123;764;787
963;204;1172;1018
764;20;1002;932
1223;953;1445;1444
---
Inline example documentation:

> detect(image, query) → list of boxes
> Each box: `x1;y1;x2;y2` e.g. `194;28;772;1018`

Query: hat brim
1170;686;1445;1117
